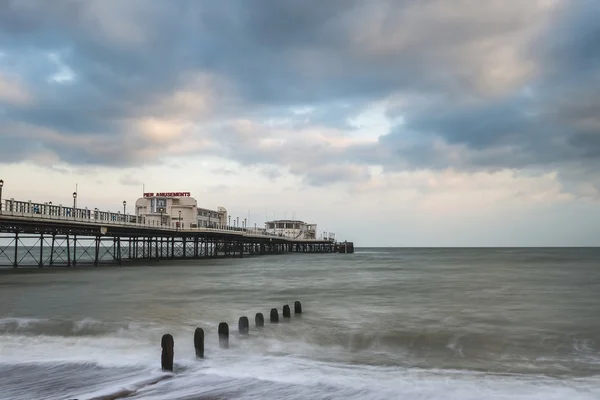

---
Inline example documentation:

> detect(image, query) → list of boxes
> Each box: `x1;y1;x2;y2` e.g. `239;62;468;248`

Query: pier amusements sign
144;192;191;197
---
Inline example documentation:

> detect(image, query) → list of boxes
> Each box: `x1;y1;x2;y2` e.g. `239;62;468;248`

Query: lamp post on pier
72;192;77;219
228;215;231;229
243;218;247;230
123;200;126;215
178;210;182;230
0;179;3;213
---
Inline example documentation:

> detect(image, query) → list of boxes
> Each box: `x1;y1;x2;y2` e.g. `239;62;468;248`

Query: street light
72;192;77;219
228;215;231;228
244;218;247;229
0;179;3;213
123;200;126;214
178;210;182;230
159;207;164;226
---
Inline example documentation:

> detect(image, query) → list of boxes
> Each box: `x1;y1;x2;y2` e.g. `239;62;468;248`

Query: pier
0;198;344;268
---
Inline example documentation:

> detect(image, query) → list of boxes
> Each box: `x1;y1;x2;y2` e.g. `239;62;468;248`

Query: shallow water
0;248;599;399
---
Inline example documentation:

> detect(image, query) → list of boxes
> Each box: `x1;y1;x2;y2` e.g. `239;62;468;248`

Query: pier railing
0;198;332;242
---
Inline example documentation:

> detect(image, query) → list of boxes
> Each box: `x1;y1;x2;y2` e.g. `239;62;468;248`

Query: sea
0;247;599;400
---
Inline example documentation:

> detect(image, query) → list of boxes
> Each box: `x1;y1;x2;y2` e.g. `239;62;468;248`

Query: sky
0;0;599;246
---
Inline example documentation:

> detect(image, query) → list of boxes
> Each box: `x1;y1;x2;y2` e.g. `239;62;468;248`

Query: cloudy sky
0;0;599;246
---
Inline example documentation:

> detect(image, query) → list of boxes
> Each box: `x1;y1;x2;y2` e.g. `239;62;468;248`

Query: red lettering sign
143;192;190;197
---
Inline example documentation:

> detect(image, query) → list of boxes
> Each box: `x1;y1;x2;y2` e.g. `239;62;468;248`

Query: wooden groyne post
218;322;229;348
270;308;279;323
255;312;264;328
194;328;204;358
161;334;174;371
238;316;249;335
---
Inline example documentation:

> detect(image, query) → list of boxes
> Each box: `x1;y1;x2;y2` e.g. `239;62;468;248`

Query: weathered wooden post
294;301;302;314
270;308;279;323
218;322;229;348
161;334;174;371
194;328;204;358
282;304;291;318
238;316;249;335
255;312;264;328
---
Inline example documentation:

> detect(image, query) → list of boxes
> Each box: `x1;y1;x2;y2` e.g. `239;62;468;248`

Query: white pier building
265;219;318;240
135;192;227;229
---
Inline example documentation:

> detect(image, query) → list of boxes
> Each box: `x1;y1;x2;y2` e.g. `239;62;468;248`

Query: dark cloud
0;0;598;192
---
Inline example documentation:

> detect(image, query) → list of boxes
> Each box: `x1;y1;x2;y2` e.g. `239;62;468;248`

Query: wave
0;317;133;337
301;327;600;358
2;357;598;400
2;317;598;361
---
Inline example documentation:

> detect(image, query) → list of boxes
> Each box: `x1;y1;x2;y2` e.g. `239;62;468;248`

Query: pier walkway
0;199;338;268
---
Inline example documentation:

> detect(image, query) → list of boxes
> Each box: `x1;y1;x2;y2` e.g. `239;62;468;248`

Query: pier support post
294;301;302;314
66;234;71;267
283;305;291;318
194;328;204;359
94;236;100;266
50;233;55;266
13;232;18;268
255;313;264;328
73;234;77;266
117;237;121;265
39;233;44;268
218;322;229;349
161;334;174;372
270;308;279;323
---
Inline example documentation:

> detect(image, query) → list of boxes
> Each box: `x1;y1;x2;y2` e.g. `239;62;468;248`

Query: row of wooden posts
160;301;303;371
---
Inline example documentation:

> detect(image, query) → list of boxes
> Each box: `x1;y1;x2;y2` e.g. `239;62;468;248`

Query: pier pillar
73;234;77;266
13;232;18;268
117;237;121;265
66;234;71;267
50;233;55;266
39;233;44;268
94;236;100;266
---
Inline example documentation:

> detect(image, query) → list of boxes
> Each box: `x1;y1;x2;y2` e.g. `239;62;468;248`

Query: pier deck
0;199;338;268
